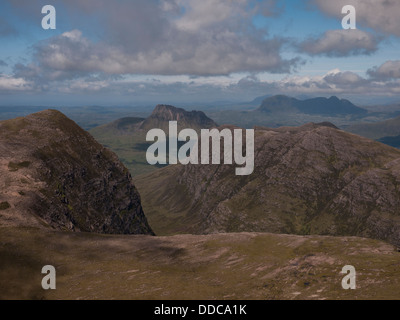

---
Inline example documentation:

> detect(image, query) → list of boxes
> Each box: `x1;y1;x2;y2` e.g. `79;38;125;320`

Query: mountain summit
0;110;154;235
140;104;218;131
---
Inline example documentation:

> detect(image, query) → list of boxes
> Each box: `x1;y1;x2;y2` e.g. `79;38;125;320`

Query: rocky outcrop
0;110;154;235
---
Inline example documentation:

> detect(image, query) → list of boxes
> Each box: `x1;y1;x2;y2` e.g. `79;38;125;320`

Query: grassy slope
135;165;199;236
1;226;400;300
89;127;161;177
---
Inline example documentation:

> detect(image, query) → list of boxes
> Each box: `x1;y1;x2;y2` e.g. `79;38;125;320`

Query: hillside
135;123;400;246
2;226;400;300
258;95;367;116
0;110;153;235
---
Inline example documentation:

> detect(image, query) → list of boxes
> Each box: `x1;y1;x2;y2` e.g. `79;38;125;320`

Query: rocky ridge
136;123;400;246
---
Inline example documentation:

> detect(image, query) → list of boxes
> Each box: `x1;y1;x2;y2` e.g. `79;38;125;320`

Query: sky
1;0;400;107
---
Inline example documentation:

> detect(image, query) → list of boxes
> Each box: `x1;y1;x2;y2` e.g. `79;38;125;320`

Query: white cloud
368;60;400;79
61;30;83;41
0;75;33;91
323;70;366;85
65;79;109;93
231;69;400;97
299;29;380;56
27;27;297;78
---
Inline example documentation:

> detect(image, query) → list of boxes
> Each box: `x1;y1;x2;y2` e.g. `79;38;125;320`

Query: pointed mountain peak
150;104;188;120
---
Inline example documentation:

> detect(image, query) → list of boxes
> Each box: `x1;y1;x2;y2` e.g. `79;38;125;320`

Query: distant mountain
91;104;217;135
257;95;367;116
257;95;299;113
347;115;400;140
139;104;218;132
0;110;154;235
136;123;400;246
90;104;218;176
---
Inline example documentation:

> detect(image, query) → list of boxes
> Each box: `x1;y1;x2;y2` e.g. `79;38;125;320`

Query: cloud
298;29;380;57
59;79;109;94
273;70;371;94
323;70;367;85
3;0;400;103
6;0;299;78
27;28;297;78
3;68;400;103
0;74;33;92
0;60;8;67
310;0;400;37
367;60;400;79
231;69;400;98
137;69;400;100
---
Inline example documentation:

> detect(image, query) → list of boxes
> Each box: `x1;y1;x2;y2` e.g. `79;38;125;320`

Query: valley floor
1;227;400;300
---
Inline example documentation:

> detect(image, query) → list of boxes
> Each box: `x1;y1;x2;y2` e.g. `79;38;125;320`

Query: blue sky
1;0;400;106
